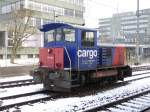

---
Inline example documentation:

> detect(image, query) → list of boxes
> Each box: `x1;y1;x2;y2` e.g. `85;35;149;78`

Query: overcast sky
85;0;150;28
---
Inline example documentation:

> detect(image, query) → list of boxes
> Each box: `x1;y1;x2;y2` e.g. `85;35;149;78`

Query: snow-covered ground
0;58;38;67
0;84;43;98
2;94;49;107
0;70;149;112
0;59;150;112
131;63;150;67
0;75;32;83
7;74;150;112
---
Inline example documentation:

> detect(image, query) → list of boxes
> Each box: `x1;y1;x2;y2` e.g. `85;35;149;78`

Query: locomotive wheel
80;75;86;86
108;76;118;84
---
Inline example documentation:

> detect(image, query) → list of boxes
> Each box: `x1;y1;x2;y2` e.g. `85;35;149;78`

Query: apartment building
98;8;150;44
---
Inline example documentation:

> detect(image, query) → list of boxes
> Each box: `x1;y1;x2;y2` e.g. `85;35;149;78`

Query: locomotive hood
40;23;74;32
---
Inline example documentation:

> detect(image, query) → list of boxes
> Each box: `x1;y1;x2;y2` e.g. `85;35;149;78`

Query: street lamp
4;24;9;67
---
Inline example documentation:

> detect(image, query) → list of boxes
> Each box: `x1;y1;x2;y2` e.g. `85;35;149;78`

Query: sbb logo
77;50;97;59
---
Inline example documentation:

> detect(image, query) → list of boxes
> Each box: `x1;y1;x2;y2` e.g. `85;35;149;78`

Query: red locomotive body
39;48;64;70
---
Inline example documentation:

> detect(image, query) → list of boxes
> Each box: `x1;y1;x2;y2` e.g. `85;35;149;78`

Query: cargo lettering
77;50;97;59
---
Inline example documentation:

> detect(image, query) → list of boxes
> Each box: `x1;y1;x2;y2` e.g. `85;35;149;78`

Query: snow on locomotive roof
39;23;96;32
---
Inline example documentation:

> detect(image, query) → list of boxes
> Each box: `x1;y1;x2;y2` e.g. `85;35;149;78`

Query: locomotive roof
40;23;96;32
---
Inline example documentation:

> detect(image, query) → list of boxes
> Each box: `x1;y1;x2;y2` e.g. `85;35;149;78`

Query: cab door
77;29;98;71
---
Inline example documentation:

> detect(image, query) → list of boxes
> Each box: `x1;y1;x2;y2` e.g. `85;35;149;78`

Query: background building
98;8;150;64
98;8;150;44
0;0;85;60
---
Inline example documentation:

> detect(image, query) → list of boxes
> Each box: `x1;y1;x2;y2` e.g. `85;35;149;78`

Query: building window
43;19;52;25
28;54;33;58
28;1;41;11
55;7;64;15
8;39;13;47
35;54;39;58
1;4;12;14
27;17;36;26
0;55;3;59
42;4;49;13
47;5;54;13
36;18;41;27
75;10;83;18
1;1;24;14
60;0;83;6
16;54;20;59
7;54;11;59
65;9;74;17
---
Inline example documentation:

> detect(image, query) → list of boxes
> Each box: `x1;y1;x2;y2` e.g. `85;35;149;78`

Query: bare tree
6;9;37;63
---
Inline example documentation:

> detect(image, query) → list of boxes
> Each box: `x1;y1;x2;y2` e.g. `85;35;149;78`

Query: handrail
64;47;72;80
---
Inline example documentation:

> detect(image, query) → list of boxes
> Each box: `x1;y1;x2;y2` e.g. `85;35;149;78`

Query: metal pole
5;31;8;67
136;0;140;64
53;10;56;22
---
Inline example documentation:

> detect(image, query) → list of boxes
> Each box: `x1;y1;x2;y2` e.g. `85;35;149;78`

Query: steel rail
0;79;39;88
0;91;60;111
86;90;150;112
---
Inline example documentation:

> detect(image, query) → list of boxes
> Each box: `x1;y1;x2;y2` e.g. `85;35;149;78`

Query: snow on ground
0;58;38;67
2;94;49;106
0;59;150;111
0;84;43;98
125;70;150;81
131;63;150;67
132;70;150;76
0;75;32;82
7;74;150;112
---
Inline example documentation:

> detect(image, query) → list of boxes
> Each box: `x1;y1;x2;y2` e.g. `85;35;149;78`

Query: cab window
81;31;94;47
44;28;75;43
64;28;75;42
55;29;63;41
45;30;55;43
44;29;63;43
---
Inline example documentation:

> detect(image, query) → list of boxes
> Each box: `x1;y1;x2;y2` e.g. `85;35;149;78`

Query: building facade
98;8;150;44
0;0;85;60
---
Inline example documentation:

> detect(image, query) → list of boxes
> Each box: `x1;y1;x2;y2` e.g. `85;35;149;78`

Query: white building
0;0;85;59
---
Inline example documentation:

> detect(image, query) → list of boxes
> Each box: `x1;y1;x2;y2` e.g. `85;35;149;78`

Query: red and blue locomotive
30;23;132;92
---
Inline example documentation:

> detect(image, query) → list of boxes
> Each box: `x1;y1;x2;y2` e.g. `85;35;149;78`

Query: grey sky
85;0;150;28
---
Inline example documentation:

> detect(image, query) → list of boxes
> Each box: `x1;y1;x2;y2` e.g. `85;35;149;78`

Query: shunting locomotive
30;23;132;92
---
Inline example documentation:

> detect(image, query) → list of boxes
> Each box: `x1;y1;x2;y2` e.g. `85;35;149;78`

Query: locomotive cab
40;23;98;71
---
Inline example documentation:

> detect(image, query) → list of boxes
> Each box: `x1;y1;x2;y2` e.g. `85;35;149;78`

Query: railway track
0;70;150;111
0;79;38;88
0;65;148;89
0;91;60;111
132;65;150;72
0;65;150;111
87;89;150;112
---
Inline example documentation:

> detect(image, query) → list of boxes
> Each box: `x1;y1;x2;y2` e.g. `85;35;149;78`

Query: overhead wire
84;0;126;20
